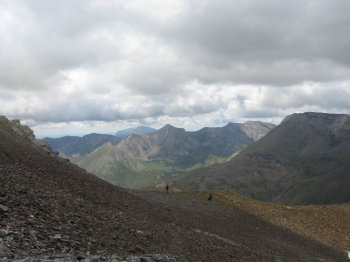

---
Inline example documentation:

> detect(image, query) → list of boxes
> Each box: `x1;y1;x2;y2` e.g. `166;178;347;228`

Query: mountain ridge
45;133;121;157
76;121;275;188
172;112;350;205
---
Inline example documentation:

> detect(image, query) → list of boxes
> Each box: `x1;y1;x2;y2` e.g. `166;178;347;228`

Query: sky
1;0;350;138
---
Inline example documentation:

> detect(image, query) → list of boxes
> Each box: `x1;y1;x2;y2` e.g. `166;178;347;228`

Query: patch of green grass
186;154;229;171
140;159;185;173
80;151;239;189
78;143;112;170
287;155;328;178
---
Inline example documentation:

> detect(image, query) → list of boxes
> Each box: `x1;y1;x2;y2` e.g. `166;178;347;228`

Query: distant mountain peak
158;124;185;133
161;124;177;129
115;126;156;138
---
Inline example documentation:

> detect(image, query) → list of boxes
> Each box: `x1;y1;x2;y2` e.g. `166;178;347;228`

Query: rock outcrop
0;116;52;154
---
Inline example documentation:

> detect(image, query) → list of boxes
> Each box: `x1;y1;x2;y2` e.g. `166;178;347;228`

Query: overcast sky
1;0;350;137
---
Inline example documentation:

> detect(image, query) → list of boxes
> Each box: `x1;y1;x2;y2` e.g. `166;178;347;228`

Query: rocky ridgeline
0;116;60;158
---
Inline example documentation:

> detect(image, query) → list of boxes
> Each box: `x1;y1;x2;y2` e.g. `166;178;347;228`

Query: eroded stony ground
139;189;350;252
128;190;350;261
0;116;349;262
212;190;350;251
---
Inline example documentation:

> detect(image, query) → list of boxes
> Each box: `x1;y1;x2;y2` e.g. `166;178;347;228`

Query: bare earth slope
0;116;348;261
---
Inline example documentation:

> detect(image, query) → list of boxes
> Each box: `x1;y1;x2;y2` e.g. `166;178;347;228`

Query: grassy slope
77;142;234;188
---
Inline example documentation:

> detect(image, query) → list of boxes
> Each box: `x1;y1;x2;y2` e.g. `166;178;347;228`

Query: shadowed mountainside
172;112;350;205
0;115;347;261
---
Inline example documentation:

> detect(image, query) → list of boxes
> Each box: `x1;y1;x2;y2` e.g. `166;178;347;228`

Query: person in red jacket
164;183;170;194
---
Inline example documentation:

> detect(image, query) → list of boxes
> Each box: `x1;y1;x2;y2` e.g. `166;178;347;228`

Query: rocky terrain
172;112;350;205
195;190;350;252
0;115;348;261
74;121;275;188
128;189;350;261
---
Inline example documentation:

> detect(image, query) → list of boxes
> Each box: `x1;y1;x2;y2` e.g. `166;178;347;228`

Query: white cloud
1;0;350;136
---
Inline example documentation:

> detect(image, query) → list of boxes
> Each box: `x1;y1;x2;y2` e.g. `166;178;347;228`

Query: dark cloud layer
1;0;350;134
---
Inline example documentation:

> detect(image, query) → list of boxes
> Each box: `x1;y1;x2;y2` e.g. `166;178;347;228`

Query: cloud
161;0;350;85
1;0;350;136
260;83;350;110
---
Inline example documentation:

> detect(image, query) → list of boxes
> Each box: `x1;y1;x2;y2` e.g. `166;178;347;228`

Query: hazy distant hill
77;121;275;188
115;126;156;138
172;112;350;205
45;133;121;157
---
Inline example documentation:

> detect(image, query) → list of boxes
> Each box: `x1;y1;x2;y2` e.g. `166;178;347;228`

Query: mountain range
3;115;349;261
172;112;350;205
45;133;121;158
43;112;350;206
74;121;275;188
0;115;348;261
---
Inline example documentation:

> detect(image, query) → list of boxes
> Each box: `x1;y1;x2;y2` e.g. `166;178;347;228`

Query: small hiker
208;194;213;201
165;183;170;194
